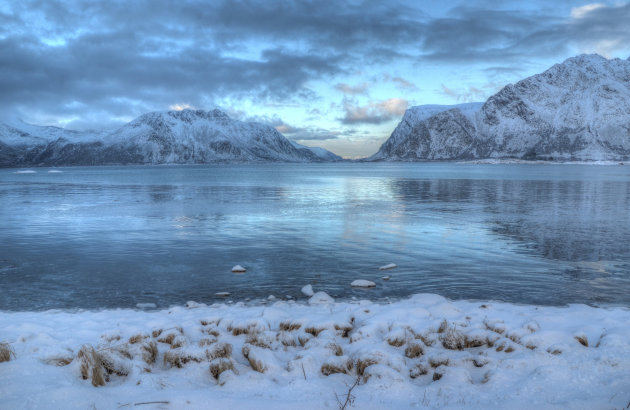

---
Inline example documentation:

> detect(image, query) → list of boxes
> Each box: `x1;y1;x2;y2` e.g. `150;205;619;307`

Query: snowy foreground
1;293;629;409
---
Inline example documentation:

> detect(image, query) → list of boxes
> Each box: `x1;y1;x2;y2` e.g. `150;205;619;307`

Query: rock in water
215;292;231;297
379;263;397;270
301;284;314;297
351;280;376;288
231;265;246;273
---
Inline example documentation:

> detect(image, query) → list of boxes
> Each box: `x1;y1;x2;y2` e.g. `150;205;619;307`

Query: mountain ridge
0;109;341;167
371;54;630;161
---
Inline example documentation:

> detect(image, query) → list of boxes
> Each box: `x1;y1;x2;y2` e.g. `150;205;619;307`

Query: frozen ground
1;293;629;409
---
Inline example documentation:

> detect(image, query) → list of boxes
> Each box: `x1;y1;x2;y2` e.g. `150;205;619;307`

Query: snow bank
1;294;629;409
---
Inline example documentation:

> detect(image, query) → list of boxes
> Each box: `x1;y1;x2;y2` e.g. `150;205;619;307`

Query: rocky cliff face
371;54;630;161
0;109;341;167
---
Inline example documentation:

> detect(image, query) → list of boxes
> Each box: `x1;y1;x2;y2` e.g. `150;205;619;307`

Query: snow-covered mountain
371;54;630;161
0;109;341;167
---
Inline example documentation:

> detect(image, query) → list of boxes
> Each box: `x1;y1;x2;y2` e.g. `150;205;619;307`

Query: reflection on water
0;163;629;310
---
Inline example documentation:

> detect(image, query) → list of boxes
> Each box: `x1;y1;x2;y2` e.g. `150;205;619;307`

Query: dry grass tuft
200;319;220;326
387;335;406;347
102;334;121;343
428;356;449;368
504;346;515;353
198;338;216;347
99;349;131;377
575;335;589;347
229;326;250;336
203;328;220;338
495;342;506;352
206;342;232;361
440;326;466;350
142;341;158;365
437;320;448;334
78;345;106;387
334;324;353;338
327;343;343;356
43;355;73;366
432;371;443;381
242;345;266;373
279;321;302;332
404;342;424;358
355;358;379;376
209;358;234;379
0;342;16;363
321;358;353;376
525;342;537;350
507;333;521;344
245;333;272;349
169;336;186;349
484;320;505;335
472;357;488;368
278;332;298;347
415;333;435;347
152;329;163;338
547;347;562;355
157;333;177;345
298;334;312;347
304;326;326;337
465;335;487;349
410;363;429;378
128;334;146;344
163;350;203;368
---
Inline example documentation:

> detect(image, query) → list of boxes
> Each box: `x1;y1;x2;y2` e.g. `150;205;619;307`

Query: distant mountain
0;109;341;167
371;54;630;161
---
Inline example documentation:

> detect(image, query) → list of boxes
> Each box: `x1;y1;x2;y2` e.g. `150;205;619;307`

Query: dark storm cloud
2;0;630;128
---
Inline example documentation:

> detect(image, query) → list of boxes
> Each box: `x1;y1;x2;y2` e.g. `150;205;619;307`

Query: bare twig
335;375;361;410
117;401;170;408
301;363;307;380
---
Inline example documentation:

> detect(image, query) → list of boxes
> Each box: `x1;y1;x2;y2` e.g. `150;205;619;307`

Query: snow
231;265;246;273
350;280;377;288
308;291;335;305
1;294;629;409
379;263;397;270
301;284;315;297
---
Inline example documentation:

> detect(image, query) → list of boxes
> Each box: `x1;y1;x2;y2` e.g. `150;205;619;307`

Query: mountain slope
0;109;341;166
371;54;630;161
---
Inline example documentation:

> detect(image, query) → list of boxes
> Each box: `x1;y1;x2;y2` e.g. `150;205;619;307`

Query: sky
1;1;630;158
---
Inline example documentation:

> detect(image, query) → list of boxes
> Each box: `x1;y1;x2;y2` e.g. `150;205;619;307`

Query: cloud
440;84;490;102
391;76;417;90
570;3;605;19
335;83;369;95
340;97;408;125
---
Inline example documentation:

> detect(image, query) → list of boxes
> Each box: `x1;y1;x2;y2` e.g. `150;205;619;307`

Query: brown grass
504;346;515;353
206;342;232;361
298;334;312;347
334;324;353;338
200;319;221;326
78;345;106;387
0;342;15;363
432;371;443;381
484;321;505;335
128;334;146;344
437;320;448;334
321;358;353;376
404;342;424;358
278;333;298;347
547;347;562;355
229;326;250;336
415;333;435;347
440;326;466;350
245;333;272;349
495;342;506;352
199;338;216;347
142;341;158;364
575;335;589;347
472;357;488;368
525;342;537;350
304;326;326;337
203;328;220;338
163;350;204;368
157;333;177;345
209;358;234;379
465;335;487;348
355;358;378;376
242;345;266;373
387;335;406;347
43;355;73;366
327;343;343;356
152;329;163;338
279;321;302;331
428;356;449;368
409;363;428;379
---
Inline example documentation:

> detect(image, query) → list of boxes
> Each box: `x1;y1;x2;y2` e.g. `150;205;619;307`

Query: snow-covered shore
1;293;629;409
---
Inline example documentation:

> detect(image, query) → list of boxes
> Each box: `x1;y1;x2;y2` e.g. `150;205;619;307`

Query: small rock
267;295;276;301
232;265;246;273
185;301;200;308
351;280;376;288
215;292;231;297
381;276;390;281
301;284;314;297
379;263;397;271
309;291;335;305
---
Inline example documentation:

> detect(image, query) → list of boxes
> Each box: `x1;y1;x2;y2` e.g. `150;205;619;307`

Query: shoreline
2;292;629;409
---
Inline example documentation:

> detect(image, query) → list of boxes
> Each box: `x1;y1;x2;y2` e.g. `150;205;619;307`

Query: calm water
1;163;630;310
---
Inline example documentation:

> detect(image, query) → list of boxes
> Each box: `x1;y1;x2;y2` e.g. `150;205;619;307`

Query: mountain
371;54;630;161
0;109;341;167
